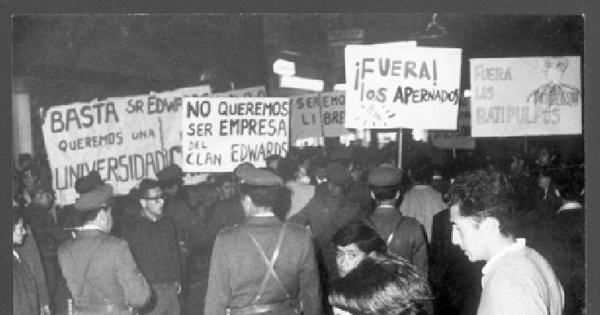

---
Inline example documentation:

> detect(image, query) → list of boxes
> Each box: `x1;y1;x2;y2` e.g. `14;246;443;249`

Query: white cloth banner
290;91;348;141
181;98;290;172
470;57;582;137
42;85;211;205
344;45;462;129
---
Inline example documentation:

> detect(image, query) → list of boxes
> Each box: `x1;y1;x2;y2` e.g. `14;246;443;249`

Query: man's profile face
450;204;488;262
219;181;235;200
143;187;164;217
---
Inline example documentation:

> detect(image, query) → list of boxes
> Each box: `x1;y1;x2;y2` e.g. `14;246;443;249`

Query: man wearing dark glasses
121;179;183;315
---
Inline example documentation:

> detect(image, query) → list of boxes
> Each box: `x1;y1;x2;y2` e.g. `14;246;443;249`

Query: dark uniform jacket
366;205;429;275
13;252;39;315
58;230;150;313
205;197;246;241
205;216;322;315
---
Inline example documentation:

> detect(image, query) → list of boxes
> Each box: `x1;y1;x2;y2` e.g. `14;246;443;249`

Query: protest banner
470;57;582;137
344;45;461;130
290;91;348;141
42;85;211;205
430;96;475;149
182;97;290;172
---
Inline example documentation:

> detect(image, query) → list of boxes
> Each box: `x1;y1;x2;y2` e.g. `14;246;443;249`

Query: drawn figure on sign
527;57;580;106
357;104;395;128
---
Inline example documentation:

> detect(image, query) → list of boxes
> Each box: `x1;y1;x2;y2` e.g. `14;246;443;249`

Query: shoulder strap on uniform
245;224;290;304
386;216;405;247
69;237;108;300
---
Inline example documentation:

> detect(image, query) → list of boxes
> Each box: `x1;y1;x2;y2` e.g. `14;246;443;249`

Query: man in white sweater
448;169;564;315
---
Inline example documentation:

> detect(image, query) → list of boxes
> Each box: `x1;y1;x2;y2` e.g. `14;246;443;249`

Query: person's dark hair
271;186;292;222
215;174;234;188
410;164;433;184
329;255;433;315
370;185;400;201
158;178;182;190
447;169;515;236
197;181;218;199
559;165;584;202
277;158;298;183
138;179;160;199
333;222;387;255
408;154;433;184
239;184;280;208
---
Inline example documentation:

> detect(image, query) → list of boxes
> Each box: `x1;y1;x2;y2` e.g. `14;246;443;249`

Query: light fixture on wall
411;13;447;40
273;59;296;76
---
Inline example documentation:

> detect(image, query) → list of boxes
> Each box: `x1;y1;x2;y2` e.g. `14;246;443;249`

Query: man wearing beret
365;165;429;276
57;183;151;314
205;168;322;315
120;179;182;315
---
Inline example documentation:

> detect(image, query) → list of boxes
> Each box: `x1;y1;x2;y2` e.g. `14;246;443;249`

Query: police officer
205;168;322;315
365;165;429;275
58;180;151;314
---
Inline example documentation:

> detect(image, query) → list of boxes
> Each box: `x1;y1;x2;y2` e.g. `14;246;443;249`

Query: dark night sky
12;14;583;94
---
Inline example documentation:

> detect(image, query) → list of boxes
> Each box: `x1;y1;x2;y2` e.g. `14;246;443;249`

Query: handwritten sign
41;85;211;205
290;91;348;141
470;57;582;137
344;45;462;129
430;97;475;149
182;98;290;172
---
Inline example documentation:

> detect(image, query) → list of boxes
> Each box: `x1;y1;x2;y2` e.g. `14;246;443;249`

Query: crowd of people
13;141;585;315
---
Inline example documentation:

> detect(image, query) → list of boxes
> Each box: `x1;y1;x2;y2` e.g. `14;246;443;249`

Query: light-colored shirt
399;185;445;242
285;180;315;219
478;238;564;315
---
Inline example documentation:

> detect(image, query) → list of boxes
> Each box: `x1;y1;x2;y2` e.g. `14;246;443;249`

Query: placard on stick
182;98;290;172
